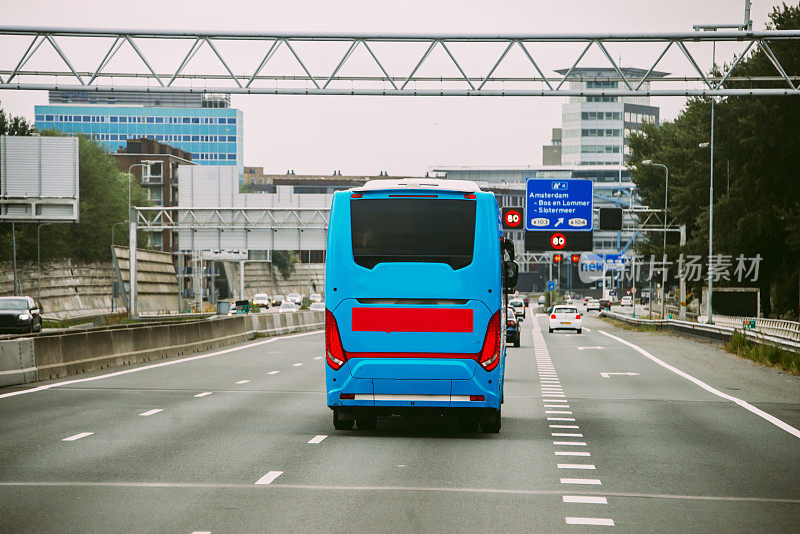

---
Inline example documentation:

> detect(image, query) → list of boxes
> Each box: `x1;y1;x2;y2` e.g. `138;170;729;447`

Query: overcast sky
0;0;785;175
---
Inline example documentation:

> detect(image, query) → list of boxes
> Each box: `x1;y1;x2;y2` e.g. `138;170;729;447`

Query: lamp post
37;222;54;302
699;141;714;323
642;160;669;319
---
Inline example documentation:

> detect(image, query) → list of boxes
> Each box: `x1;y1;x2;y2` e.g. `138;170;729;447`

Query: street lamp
698;141;714;323
642;160;669;319
37;222;54;302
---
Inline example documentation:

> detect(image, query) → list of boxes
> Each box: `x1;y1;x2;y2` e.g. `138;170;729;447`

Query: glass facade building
34;104;243;166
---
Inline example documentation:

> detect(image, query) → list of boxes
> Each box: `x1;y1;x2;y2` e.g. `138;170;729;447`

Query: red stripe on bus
351;308;473;333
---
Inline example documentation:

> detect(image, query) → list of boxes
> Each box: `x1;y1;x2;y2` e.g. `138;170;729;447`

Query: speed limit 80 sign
502;207;524;230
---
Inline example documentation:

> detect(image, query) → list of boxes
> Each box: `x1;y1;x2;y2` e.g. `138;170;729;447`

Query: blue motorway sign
525;178;593;231
546;280;557;291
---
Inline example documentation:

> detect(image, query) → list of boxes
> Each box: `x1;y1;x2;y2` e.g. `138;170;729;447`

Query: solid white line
235;380;250;384
563;495;606;504
546;411;573;414
307;435;327;444
62;432;93;442
255;471;284;485
267;371;279;375
139;409;163;417
194;392;213;398
555;451;591;456
558;464;596;470
565;517;614;526
553;441;586;446
560;478;601;485
293;363;303;367
599;330;800;440
313;356;323;360
552;433;583;437
0;330;323;400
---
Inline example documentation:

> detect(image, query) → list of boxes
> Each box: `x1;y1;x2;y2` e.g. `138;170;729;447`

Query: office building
35;91;242;166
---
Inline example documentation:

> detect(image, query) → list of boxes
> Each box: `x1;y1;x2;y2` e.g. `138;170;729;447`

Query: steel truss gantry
134;206;329;231
1;27;799;96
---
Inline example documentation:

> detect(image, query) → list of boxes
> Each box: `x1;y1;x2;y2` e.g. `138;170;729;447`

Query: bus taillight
326;309;347;370
478;311;501;372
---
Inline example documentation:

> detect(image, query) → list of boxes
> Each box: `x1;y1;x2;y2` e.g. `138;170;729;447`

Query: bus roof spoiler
354;178;481;193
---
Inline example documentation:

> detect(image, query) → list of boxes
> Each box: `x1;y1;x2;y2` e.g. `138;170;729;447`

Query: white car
287;293;303;304
252;294;270;307
586;298;601;311
278;301;298;313
548;305;582;334
309;301;325;311
310;293;323;303
620;296;633;307
538;295;546;305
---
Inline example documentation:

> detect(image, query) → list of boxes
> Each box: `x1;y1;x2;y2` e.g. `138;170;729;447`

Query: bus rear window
351;198;476;269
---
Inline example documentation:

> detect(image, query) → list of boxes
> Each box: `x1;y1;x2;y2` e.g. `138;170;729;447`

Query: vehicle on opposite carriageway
324;178;518;433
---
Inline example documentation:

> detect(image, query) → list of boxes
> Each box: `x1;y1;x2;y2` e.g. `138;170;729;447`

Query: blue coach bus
324;179;519;432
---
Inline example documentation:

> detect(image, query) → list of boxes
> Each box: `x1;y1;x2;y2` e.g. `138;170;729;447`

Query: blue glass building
34;101;242;166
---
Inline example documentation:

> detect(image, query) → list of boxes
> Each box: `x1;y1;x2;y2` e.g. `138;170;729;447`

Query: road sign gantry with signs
525;178;593;232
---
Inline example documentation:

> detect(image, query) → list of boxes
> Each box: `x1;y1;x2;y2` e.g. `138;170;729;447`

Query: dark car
0;296;43;334
523;295;530;307
505;307;520;347
599;299;612;311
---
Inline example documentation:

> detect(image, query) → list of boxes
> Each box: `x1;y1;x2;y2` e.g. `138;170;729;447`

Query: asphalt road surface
1;307;798;533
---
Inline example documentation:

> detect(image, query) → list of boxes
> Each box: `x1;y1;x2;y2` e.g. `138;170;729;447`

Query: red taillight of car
506;320;516;327
339;393;355;400
478;311;501;372
325;309;347;370
550;314;557;319
575;314;581;319
470;395;485;401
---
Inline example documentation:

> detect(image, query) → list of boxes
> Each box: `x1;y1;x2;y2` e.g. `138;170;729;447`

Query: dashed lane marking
556;451;591;457
599;329;800;440
546;411;573;414
553;441;586;445
139;409;163;416
62;432;93;442
548;418;576;422
0;330;323;401
267;371;279;375
255;471;284;485
313;356;323;360
307;435;327;444
552;433;583;437
550;424;580;429
293;363;303;367
561;478;602;485
558;464;596;470
194;392;213;398
563;496;606;504
565;517;614;526
235;380;250;384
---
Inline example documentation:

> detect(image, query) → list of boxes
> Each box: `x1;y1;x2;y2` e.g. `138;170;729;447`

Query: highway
1;308;799;533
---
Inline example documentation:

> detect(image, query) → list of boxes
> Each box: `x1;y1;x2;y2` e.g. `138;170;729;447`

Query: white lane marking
0;330;323;400
599;330;800;440
543;394;566;398
313;356;323;360
555;451;591;456
576;346;604;350
553;441;586;446
600;372;639;378
191;531;212;534
543;399;569;403
546;411;573;414
583;327;592;332
267;371;279;375
293;363;303;367
255;471;284;485
139;409;163;417
545;405;570;408
235;380;250;384
194;392;213;398
558;464;596;470
560;478;601;485
547;418;576;422
563;495;606;504
565;517;614;526
552;433;583;437
307;435;327;444
550;424;579;429
62;432;93;442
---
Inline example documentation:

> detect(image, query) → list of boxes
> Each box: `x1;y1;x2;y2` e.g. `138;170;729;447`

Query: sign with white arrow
577;346;605;350
600;372;640;378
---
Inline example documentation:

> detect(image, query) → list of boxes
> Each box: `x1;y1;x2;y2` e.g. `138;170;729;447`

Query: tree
273;250;298;280
628;3;800;318
0;102;35;136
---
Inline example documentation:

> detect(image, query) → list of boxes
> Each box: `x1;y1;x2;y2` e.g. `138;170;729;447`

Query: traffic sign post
502;207;524;230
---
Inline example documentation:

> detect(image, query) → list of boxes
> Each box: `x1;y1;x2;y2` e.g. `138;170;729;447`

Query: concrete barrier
0;311;323;385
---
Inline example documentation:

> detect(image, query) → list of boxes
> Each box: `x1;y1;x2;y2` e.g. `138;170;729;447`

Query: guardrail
600;311;800;354
709;315;800;342
0;310;323;387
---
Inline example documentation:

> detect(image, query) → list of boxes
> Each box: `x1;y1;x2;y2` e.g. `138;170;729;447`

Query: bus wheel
356;415;378;431
332;409;354;430
481;409;501;433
